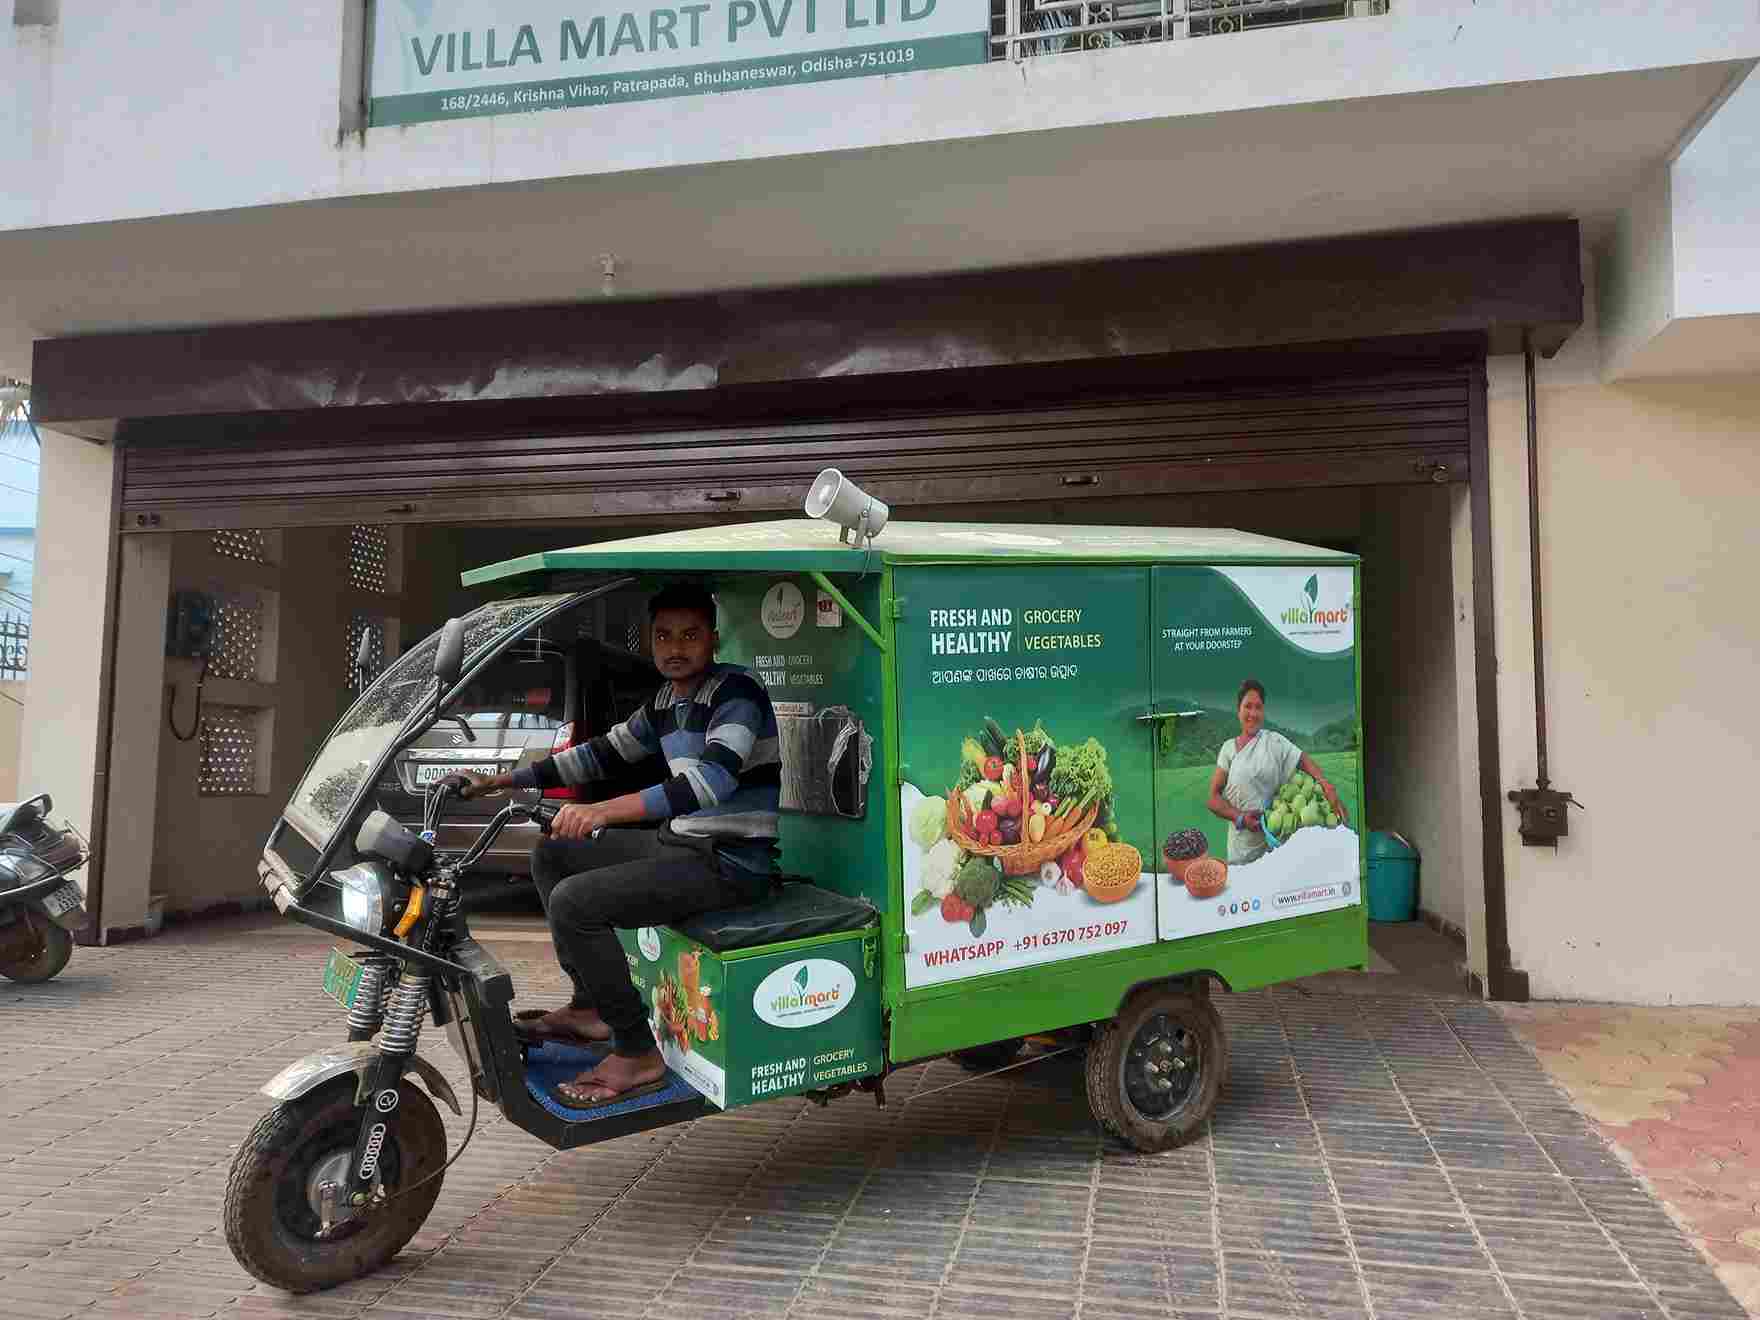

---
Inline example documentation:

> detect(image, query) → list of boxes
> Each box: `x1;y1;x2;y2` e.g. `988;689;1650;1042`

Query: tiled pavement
0;914;1749;1320
1505;1006;1760;1317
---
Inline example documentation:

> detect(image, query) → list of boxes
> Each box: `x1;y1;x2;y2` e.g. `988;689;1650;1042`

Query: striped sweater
513;664;780;868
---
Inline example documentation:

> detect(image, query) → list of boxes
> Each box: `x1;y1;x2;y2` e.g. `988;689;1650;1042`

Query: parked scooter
0;794;90;983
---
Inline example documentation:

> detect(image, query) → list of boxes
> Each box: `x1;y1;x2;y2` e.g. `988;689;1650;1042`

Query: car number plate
322;948;364;1011
413;762;498;786
42;881;82;918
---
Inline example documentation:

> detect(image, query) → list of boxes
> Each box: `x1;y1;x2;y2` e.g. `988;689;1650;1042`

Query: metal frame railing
991;0;1389;62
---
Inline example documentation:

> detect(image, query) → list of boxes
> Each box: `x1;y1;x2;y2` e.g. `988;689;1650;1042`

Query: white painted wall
1601;65;1760;380
18;428;112;858
1672;65;1760;320
4;3;1759;233
1492;251;1760;1004
1361;485;1468;935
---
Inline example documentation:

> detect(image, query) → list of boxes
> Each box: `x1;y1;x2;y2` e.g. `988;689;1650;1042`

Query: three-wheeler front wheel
223;1077;447;1293
1085;986;1226;1151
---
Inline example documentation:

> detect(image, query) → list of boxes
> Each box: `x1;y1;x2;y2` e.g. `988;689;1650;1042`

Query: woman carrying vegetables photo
1206;679;1347;864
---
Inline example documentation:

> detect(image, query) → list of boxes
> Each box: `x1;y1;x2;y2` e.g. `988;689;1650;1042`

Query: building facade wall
19;430;112;858
1489;268;1760;1003
8;3;1758;234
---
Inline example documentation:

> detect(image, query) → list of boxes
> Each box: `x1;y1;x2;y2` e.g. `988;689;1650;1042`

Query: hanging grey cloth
777;706;870;818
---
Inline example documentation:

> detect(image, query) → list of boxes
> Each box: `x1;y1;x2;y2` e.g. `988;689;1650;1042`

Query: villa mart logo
753;959;856;1029
1280;574;1351;629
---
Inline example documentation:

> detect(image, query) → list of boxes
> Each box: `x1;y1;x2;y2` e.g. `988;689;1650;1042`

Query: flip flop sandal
552;1074;669;1111
513;1009;612;1047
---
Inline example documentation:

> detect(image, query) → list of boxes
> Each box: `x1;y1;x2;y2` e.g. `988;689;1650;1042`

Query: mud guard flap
261;1041;463;1116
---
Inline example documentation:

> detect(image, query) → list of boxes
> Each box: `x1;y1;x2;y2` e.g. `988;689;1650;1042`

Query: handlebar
419;791;589;878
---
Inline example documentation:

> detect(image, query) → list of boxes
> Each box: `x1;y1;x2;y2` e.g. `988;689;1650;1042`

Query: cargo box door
1150;565;1364;942
893;564;1158;990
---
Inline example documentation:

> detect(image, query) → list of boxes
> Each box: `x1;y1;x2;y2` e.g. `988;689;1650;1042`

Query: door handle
1137;709;1202;722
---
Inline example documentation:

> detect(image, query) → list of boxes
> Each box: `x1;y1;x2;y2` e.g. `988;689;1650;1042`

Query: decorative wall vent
208;595;263;682
199;706;261;796
348;525;391;595
349;613;386;692
210;528;270;564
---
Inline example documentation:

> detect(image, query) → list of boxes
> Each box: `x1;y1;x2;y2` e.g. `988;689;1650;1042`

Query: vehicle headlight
331;862;394;934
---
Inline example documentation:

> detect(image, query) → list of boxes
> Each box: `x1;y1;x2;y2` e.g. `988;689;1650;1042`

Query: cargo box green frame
466;520;1366;1072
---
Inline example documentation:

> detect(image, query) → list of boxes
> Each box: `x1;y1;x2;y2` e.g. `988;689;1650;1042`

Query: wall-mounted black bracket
1506;786;1582;848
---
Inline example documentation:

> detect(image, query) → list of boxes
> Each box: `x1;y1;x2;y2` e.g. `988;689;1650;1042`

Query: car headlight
331;862;395;934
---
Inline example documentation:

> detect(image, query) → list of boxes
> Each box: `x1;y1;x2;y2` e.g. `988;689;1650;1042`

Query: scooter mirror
434;618;467;688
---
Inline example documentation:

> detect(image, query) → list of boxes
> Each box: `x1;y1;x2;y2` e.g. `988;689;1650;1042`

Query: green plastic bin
1366;831;1419;923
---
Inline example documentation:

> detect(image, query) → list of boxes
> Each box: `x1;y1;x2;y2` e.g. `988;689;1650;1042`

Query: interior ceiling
0;62;1740;379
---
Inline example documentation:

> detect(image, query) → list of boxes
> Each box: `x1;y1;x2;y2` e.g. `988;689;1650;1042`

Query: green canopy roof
463;519;1356;585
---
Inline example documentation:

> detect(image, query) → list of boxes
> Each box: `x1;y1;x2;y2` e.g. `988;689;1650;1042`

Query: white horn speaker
804;468;889;545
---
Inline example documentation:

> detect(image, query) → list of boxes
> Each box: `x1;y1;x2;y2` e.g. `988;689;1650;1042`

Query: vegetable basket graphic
945;729;1098;875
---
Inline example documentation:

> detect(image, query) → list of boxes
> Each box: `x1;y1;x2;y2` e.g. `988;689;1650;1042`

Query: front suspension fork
339;970;432;1205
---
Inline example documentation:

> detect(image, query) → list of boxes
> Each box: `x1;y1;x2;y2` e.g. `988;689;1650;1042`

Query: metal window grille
210;528;269;564
207;595;263;682
349;613;386;693
0;614;27;680
199;706;261;796
990;0;1385;61
348;525;391;594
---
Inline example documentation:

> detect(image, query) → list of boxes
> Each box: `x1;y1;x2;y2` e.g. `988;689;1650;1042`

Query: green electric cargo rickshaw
227;497;1366;1293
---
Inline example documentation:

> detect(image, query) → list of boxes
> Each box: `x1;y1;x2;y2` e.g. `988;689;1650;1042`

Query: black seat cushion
676;880;877;953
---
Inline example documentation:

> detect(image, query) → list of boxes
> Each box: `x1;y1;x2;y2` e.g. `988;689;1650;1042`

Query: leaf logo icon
793;966;810;991
1303;575;1319;605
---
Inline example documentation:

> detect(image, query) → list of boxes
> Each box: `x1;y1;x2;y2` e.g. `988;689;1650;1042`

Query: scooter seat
674;879;877;953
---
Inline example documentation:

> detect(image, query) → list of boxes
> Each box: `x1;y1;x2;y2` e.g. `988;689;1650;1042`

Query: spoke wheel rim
1122;1012;1201;1121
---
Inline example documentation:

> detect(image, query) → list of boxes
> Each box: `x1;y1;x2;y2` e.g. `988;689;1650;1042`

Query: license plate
322;948;364;1010
42;881;82;918
413;762;498;786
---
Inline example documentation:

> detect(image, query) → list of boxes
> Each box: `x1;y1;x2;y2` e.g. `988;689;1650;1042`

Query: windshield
284;594;573;850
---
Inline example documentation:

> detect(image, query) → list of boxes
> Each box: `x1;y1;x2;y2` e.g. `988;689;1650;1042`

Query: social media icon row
1215;899;1263;917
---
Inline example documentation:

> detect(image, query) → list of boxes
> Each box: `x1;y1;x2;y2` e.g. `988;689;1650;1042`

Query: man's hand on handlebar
550;803;610;841
438;771;505;800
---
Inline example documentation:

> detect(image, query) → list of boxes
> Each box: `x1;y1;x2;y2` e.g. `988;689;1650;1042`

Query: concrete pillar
104;535;171;934
1449;482;1487;987
20;430;117;912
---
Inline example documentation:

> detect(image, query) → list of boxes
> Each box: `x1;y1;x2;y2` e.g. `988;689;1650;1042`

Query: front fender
261;1042;463;1116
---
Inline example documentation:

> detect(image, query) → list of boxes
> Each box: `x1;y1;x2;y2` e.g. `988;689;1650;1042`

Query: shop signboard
368;0;991;127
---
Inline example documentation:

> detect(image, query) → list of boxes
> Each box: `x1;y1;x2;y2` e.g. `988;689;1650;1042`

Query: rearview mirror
434;618;466;688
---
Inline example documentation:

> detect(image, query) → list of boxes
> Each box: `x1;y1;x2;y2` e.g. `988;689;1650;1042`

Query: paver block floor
0;913;1746;1319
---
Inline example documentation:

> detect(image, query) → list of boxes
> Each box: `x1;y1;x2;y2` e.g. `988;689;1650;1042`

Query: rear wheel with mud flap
1085;987;1226;1152
0;915;73;983
223;1076;447;1293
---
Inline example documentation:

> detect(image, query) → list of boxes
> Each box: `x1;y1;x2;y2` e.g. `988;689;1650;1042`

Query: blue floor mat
522;1041;702;1122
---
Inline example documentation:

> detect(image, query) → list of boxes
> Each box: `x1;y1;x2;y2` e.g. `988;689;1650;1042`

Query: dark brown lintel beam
32;218;1581;439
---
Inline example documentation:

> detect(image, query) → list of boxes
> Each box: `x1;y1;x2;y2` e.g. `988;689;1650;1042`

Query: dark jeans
530;828;770;1057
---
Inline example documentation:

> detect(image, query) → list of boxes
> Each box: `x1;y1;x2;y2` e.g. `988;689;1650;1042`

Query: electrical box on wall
166;590;216;659
1507;785;1582;848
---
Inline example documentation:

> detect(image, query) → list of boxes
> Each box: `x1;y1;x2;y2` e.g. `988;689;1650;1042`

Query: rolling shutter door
119;365;1471;532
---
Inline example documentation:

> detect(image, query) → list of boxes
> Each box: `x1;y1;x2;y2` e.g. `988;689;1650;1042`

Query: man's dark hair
648;583;717;628
1237;678;1266;707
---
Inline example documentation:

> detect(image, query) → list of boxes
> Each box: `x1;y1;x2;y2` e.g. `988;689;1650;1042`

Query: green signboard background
369;0;990;127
